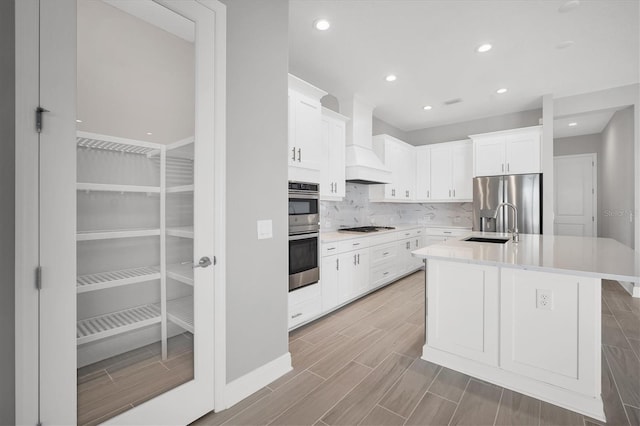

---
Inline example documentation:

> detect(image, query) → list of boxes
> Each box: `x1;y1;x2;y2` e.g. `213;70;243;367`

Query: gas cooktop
338;226;396;233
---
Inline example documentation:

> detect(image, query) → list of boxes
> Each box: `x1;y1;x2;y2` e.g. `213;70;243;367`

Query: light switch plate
257;219;273;240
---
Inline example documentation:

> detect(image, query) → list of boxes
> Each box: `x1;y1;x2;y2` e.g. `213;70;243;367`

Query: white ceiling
289;0;639;132
553;108;620;138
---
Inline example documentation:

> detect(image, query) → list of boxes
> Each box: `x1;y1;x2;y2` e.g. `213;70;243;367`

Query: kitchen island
412;232;640;422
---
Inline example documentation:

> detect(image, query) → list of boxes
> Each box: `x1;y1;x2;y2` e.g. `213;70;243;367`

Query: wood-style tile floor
194;272;640;426
77;333;194;426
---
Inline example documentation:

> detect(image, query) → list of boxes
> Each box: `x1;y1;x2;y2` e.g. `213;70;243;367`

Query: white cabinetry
370;135;416;202
415;146;431;200
427;259;499;366
425;140;473;202
288;283;322;329
320;108;348;199
337;239;370;303
471;126;542;177
288;74;327;183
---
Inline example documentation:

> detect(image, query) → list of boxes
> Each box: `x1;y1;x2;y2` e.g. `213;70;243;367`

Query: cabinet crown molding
288;73;328;100
469;124;542;140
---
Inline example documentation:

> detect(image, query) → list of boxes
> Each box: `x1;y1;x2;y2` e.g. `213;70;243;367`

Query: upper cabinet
288;74;327;183
471;126;542;177
320;108;349;200
415;140;473;202
369;134;416;202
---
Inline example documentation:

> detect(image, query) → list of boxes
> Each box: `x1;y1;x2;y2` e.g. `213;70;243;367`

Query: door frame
14;0;227;423
553;153;598;237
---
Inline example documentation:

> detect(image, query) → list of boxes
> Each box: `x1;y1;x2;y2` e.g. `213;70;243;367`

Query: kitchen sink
463;236;510;244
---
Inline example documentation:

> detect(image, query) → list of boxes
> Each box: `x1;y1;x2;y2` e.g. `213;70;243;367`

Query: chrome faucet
493;202;519;243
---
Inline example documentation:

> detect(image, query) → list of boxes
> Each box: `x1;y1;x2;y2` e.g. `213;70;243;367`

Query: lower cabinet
427;260;499;366
321;254;339;311
337;248;370;304
288;283;322;329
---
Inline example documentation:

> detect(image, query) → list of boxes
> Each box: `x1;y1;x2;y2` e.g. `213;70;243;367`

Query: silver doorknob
194;256;212;268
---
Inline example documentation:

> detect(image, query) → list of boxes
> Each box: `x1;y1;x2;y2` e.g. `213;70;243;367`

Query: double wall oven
288;181;320;292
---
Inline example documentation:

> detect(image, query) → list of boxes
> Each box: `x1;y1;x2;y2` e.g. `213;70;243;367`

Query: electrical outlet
536;289;553;310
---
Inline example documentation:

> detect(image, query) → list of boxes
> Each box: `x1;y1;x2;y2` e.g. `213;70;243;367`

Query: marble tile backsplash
320;183;473;230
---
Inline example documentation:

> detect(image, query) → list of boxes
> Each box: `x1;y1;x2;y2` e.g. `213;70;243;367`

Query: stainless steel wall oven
288;181;320;291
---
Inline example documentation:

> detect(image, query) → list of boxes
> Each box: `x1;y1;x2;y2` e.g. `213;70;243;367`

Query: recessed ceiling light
556;40;575;49
476;43;492;53
146;132;153;135
385;74;397;82
75;119;83;123
568;122;578;127
496;88;508;94
313;19;330;31
559;0;580;13
423;105;433;111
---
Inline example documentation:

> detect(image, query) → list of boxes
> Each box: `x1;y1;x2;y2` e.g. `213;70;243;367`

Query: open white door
554;154;597;237
16;0;226;424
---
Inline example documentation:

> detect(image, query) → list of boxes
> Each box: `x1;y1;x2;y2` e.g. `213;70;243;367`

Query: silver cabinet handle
443;231;452;234
415;239;419;247
406;190;409;197
383;271;389;276
291;147;296;161
405;232;410;236
327;247;335;251
292;313;302;319
449;189;451;197
507;163;510;172
383;251;389;256
357;253;360;264
502;163;504;172
297;148;301;162
427;190;430;198
406;241;410;249
336;258;339;270
453;189;456;197
391;189;395;196
353;254;357;265
193;256;212;268
353;242;360;246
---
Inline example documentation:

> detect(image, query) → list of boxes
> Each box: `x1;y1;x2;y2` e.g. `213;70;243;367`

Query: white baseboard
222;352;292;410
618;281;640;298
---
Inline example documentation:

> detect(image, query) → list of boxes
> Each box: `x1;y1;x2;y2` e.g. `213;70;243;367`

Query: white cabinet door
451;142;473;200
328;117;346;198
370;135;416;201
474;138;505;177
291;92;321;171
321;255;339;312
337;251;356;304
319;116;332;197
429;145;452;200
427;260;499;366
400;144;416;200
505;130;541;174
415;146;431;201
352;249;370;296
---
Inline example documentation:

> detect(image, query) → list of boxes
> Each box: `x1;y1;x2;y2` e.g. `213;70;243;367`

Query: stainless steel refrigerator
472;173;542;234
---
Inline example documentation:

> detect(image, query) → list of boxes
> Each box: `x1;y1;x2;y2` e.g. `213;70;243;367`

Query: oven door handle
288;232;319;241
289;192;320;200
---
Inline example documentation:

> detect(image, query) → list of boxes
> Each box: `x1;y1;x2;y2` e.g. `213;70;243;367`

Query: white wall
554;133;603;236
601;107;635;248
0;1;14;423
77;0;195;145
405;108;542;145
372;116;409;141
221;0;289;382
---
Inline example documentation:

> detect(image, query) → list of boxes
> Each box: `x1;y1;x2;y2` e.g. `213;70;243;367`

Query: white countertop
412;231;640;283
320;224;472;243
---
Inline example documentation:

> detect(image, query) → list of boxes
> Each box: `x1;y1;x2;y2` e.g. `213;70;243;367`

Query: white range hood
342;96;392;184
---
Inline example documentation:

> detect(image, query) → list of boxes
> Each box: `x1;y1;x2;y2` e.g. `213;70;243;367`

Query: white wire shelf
77;304;161;345
166;226;194;239
77;183;161;193
77;228;161;241
167;263;194;286
77;266;161;293
77;131;164;155
160;297;194;333
166;185;194;193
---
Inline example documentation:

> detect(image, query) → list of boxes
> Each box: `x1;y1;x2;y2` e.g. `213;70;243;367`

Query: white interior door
29;1;226;424
554;154;597;237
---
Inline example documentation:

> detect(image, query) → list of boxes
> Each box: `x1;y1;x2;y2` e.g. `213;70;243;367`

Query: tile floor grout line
492;387;504;426
376;402;409;420
402;366;444;424
601;347;633;426
218;389;274;426
610;308;640;363
446;377;471;426
537;395;542;426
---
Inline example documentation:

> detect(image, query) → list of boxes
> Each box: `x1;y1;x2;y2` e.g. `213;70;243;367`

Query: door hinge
35;266;42;290
35;106;49;133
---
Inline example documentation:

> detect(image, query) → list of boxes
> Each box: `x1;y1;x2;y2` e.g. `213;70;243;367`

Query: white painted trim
223;353;292;410
618;280;640;298
422;346;605;422
14;1;40;423
196;0;228;411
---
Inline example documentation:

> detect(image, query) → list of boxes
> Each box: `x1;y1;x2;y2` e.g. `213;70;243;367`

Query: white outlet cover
536;289;553;310
257;219;273;240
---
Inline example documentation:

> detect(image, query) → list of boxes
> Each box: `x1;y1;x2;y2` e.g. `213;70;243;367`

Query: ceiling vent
444;98;463;106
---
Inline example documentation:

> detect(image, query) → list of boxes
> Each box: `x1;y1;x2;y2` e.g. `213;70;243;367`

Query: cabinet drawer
425;228;469;238
322;242;339;257
370;264;399;288
289;282;321;306
288;296;322;329
338;238;369;253
370;242;397;265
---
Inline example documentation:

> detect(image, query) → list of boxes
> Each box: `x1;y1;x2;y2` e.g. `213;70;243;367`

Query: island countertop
412;231;640;283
